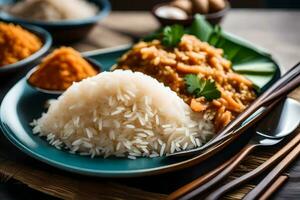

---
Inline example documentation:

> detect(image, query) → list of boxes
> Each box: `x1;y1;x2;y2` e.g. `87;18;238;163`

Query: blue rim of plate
0;23;52;72
0;0;111;27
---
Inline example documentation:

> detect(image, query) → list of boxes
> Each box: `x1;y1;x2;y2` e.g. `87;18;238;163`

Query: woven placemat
0;86;299;200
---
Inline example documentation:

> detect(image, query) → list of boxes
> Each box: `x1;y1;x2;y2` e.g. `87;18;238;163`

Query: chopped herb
184;74;221;101
161;24;184;47
143;24;184;47
184;74;201;94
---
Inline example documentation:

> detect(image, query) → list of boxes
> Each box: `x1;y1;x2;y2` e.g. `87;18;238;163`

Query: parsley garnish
184;74;221;101
143;24;184;47
161;25;184;47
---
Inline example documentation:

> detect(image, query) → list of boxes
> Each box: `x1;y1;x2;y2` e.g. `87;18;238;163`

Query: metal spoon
256;98;300;139
26;57;103;95
176;98;300;200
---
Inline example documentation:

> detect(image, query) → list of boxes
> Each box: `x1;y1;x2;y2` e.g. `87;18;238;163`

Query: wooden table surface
1;9;300;199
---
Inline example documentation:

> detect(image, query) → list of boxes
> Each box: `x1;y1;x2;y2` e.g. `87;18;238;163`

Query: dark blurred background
109;0;300;10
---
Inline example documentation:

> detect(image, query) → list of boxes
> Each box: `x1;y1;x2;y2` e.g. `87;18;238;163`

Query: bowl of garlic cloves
152;0;230;26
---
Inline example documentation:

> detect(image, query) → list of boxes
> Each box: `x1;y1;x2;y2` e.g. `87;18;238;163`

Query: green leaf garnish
184;74;221;101
143;24;184;47
200;80;222;101
161;24;185;47
184;74;201;94
188;14;213;42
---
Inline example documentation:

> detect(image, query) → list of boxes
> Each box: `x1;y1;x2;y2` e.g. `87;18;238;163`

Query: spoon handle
178;144;257;200
207;132;300;199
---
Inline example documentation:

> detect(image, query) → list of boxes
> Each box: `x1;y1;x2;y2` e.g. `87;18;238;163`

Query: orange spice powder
0;22;42;67
28;47;98;90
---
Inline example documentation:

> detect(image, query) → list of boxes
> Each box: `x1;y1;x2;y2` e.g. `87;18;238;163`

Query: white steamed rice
7;0;98;21
31;70;214;159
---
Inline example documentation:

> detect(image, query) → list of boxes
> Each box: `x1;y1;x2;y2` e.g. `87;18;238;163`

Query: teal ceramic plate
0;35;281;178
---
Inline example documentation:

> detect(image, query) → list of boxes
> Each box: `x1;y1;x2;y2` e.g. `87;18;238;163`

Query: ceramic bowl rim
0;23;52;73
25;56;102;95
151;0;230;23
0;0;111;27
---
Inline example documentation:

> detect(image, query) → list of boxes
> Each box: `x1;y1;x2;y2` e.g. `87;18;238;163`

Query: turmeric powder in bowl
28;47;99;91
0;22;42;67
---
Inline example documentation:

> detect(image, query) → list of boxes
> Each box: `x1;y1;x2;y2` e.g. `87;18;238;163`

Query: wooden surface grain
0;9;300;200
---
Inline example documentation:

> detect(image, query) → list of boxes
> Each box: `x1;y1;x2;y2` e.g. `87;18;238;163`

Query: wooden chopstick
259;174;289;200
206;132;300;199
243;141;300;200
167;154;239;200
